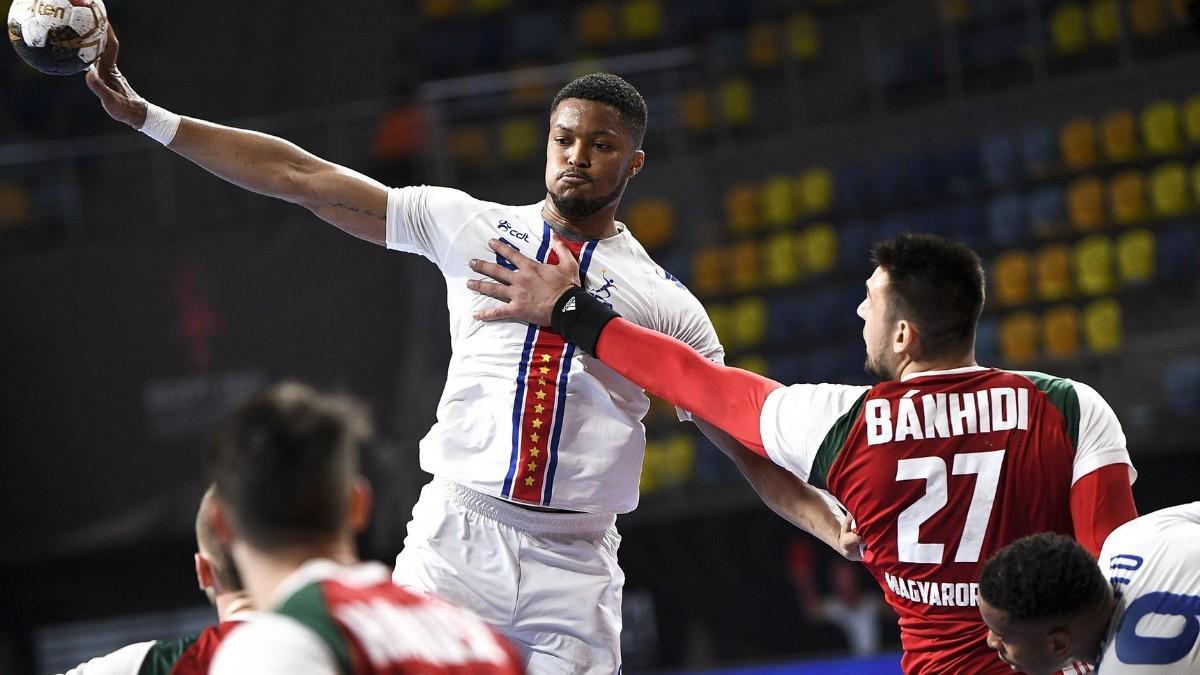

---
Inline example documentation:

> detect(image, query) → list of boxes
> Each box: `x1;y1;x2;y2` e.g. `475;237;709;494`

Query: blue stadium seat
878;214;912;240
946;142;984;196
947;202;986;250
987;192;1027;247
914;207;950;237
838;219;874;273
512;10;558;61
768;296;807;346
871;160;905;209
770;354;808;387
1157;227;1198;279
980;132;1020;189
1020;125;1058;178
904;151;947;203
975;316;1001;365
835;166;870;214
1162;355;1200;417
1028;185;1067;239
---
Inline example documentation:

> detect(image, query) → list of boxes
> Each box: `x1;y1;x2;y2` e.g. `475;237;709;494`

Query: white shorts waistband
433;478;616;536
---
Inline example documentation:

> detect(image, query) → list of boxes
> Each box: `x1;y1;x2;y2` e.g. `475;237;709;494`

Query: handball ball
7;0;108;76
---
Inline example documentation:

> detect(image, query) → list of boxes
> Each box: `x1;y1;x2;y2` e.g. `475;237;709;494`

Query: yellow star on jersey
533;404;545;414
541;354;552;363
529;447;539;457
535;390;546;400
524;476;535;487
539;366;550;375
527;461;538;472
530;432;541;443
531;418;543;429
538;378;547;386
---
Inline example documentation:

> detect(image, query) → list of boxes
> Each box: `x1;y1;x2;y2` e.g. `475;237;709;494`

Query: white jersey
1097;502;1200;674
385;186;723;513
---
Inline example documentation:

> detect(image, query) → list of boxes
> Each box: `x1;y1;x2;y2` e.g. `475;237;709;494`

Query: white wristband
140;103;181;146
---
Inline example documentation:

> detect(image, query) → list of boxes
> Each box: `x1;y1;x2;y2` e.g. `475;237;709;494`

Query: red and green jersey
760;366;1133;674
61;619;246;675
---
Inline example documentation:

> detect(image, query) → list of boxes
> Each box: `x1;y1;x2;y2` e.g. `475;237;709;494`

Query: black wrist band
550;287;620;356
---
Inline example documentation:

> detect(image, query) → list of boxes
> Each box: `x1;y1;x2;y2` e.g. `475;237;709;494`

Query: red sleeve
1069;463;1138;556
594;317;783;457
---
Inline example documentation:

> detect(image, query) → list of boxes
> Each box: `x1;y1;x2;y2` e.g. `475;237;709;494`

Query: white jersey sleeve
58;641;155;675
211;614;338;675
385;186;490;266
1069;379;1136;486
759;383;871;482
1097;502;1200;673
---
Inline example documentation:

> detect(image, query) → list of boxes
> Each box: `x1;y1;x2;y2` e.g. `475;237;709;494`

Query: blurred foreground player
85;22;855;673
980;503;1200;674
60;486;254;675
206;382;524;674
467;232;1140;675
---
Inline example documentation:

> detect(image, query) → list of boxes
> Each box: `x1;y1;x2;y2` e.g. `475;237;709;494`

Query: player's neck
542;197;621;240
1079;592;1119;665
896;351;978;381
214;591;254;622
234;539;359;609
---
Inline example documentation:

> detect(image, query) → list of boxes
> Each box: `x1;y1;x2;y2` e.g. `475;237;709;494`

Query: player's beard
550;177;626;219
863;339;896;381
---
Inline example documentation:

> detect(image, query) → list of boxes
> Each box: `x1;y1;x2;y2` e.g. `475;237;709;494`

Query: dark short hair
196;485;242;592
551;72;648;148
871;233;985;359
209;382;371;550
979;533;1108;623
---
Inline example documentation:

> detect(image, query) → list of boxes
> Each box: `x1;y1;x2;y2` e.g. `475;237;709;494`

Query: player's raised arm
85;24;388;245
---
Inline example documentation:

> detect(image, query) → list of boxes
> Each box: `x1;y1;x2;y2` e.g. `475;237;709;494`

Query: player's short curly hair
551;72;648;148
979;533;1109;623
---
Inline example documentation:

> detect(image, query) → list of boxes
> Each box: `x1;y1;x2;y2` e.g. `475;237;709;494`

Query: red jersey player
467;232;1138;675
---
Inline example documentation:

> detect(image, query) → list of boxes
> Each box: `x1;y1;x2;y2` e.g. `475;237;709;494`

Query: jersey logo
496;220;530;242
562;297;577;312
589;270;616;307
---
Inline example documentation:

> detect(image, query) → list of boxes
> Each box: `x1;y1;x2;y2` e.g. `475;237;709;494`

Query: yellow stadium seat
692;248;726;297
1149;161;1191;217
621;0;664;42
1142;100;1183;156
1042;305;1081;359
449;126;490;170
1116;228;1156;285
421;0;462;19
763;232;803;287
1184;95;1200;145
1101;109;1140;163
731;297;769;348
747;22;782;69
1060;117;1099;170
1036;244;1074;301
1050;2;1089;54
679;88;713;135
499;117;539;163
797;167;835;216
730;242;762;292
1000;312;1040;364
1108;170;1149;225
761;174;798;228
801;223;837;275
626;198;676;250
1073;235;1115;295
0;182;30;226
784;12;822;62
1067;176;1107;230
1129;0;1167;37
993;250;1033;307
576;3;616;48
1088;0;1121;44
720;77;755;128
1083;298;1123;354
725;182;760;235
733;355;772;377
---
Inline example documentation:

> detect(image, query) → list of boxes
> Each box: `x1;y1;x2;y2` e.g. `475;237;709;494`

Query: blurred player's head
195;484;244;606
208;382;373;558
545;73;647;221
858;233;985;379
977;533;1113;674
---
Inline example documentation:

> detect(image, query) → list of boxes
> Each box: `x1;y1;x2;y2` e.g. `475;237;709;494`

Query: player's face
858;267;899;380
545;98;644;220
979;598;1068;674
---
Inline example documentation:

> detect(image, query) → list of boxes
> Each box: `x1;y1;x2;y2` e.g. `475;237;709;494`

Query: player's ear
349;477;373;534
208;497;235;548
893;319;915;355
195;552;215;592
627;149;645;178
1047;627;1073;663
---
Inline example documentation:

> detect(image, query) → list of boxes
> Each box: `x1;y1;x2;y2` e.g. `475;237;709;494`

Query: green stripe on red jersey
1015;371;1080;447
137;636;198;675
276;582;354;675
810;390;868;489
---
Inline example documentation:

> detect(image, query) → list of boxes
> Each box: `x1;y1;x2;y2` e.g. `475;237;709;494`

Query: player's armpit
594;318;782;455
1070;462;1138;556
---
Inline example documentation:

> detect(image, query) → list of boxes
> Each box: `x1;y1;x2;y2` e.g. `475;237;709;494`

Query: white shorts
393;477;624;675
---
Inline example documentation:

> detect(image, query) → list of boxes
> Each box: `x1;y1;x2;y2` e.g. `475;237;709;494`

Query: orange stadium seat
993;250;1033;307
763;231;804;286
731;297;769;348
747;22;783;69
1141;100;1183;156
730;241;762;292
499;117;540;163
1100;109;1140;163
1116;228;1156;285
421;0;462;20
720;77;755;128
999;312;1039;364
800;223;838;275
1036;243;1075;301
1129;0;1168;38
785;12;822;62
761;174;798;228
576;3;616;48
1083;298;1123;354
1042;305;1082;359
1184;95;1200;144
449;126;491;170
939;0;970;24
725;181;761;235
1149;161;1191;217
1108;170;1149;225
625;198;676;250
1050;2;1089;55
679;88;713;135
0;182;30;227
1067;176;1107;230
1060;117;1099;170
1088;0;1121;44
621;0;664;42
692;247;726;297
470;0;509;12
798;167;835;217
1073;235;1115;295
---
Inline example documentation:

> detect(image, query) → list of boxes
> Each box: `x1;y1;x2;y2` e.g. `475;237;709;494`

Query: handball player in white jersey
85;24;855;673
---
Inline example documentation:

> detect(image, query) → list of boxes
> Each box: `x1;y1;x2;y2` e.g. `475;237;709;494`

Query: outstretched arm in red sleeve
1070;464;1137;556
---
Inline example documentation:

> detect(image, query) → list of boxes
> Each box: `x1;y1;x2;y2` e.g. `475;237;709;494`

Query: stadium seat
421;0;462;20
837;219;873;274
499;116;540;163
706;30;746;76
1128;0;1168;37
798;166;835;216
621;0;665;42
1088;0;1121;44
1050;2;1089;54
0;182;30;226
871;160;906;209
903;151;946;203
1028;185;1067;238
976;315;1001;365
470;0;508;12
692;247;726;297
1036;243;1074;300
1115;228;1156;285
1149;161;1191;217
767;295;806;345
999;312;1039;364
1142;100;1183;156
1073;235;1115;295
719;77;755;128
763;231;803;286
800;223;838;276
980;132;1020;189
1156;226;1198;279
449;126;490;170
946;142;984;196
1184;95;1200;144
1162;355;1200;417
1066;176;1106;231
730;241;762;292
835;166;869;214
784;12;822;62
626;198;676;250
947;202;986;250
1082;298;1122;354
731;297;768;348
993;250;1033;307
724;181;760;235
746;21;782;68
1021;125;1059;178
1060;117;1099;170
761;174;798;228
1108;170;1150;225
1100;109;1140;163
987;193;1028;247
678;88;713;135
1042;305;1081;359
372;106;428;160
913;206;949;238
512;10;557;60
